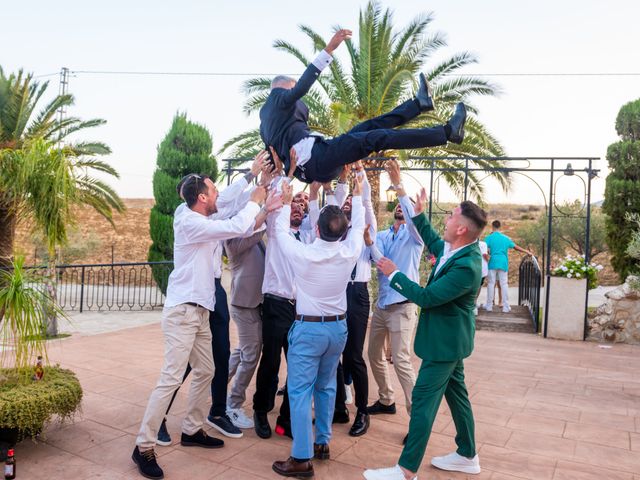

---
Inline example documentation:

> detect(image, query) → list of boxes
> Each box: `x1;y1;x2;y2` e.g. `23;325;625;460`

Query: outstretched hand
264;189;283;213
325;29;352;54
280;179;293;204
309;181;322;201
287;147;298;179
352;173;363;196
250;186;267;205
384;159;401;186
414;187;428;215
376;257;398;277
251;150;270;176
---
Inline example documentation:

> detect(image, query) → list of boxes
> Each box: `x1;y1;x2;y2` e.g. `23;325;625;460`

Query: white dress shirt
309;171;377;282
165;201;260;311
291;50;334;168
276;196;365;316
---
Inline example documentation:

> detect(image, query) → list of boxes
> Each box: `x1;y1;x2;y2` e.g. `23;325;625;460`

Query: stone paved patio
15;318;640;480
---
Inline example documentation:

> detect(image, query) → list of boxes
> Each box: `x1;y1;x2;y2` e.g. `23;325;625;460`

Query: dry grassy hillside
14;199;619;285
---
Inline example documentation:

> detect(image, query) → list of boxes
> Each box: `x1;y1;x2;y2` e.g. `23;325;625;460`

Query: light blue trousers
287;318;348;459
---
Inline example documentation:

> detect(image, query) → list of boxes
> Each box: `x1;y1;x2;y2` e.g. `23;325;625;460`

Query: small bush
551;255;603;289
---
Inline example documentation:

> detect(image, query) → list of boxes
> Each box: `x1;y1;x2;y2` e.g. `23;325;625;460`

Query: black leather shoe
332;408;350;424
366;400;396;415
180;429;224;448
254;412;271;439
348;411;370;437
272;457;314;478
446;102;467;144
415;73;434;112
275;416;293;439
132;446;164;479
314;443;330;460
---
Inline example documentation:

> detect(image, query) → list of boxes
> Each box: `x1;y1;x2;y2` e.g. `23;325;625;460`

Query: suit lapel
429;243;477;283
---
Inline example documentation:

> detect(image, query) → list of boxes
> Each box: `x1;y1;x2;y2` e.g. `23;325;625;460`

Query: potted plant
544;255;603;340
0;257;82;452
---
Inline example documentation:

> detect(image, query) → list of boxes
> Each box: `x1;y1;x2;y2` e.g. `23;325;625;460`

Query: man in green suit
364;189;487;480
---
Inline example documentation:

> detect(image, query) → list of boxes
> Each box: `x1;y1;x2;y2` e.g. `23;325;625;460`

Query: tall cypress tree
148;113;218;292
603;98;640;281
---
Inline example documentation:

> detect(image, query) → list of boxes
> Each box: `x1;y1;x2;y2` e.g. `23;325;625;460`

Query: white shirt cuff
388;269;400;281
312;50;333;71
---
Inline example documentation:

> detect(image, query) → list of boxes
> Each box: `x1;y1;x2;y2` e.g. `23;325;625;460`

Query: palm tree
0;67;125;333
222;1;509;205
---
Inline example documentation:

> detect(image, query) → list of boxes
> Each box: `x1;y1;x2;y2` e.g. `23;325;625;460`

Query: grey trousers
227;305;262;410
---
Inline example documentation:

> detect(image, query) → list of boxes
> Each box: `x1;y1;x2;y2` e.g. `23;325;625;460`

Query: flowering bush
551;255;603;289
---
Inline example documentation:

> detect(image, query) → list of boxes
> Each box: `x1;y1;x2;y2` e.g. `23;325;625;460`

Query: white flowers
567;273;572;278
561;265;569;272
552;254;601;290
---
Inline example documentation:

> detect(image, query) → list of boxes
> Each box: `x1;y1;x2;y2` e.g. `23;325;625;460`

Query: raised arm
342;175;365;260
225;230;265;259
274;29;351;108
215;151;269;219
274;181;307;266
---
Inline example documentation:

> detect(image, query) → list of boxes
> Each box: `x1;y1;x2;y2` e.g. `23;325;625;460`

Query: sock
444;123;452;139
292;457;310;463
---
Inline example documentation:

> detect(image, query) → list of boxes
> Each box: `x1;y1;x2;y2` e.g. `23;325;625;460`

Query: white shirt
291;50;334;168
479;240;489;277
262;177;313;298
165;201;260;311
276;196;365;315
308;171;377;282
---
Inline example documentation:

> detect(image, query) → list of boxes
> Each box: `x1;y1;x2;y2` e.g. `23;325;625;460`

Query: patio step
476;305;535;333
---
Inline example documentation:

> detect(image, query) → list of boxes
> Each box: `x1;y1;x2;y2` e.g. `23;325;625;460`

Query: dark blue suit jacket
259;62;322;171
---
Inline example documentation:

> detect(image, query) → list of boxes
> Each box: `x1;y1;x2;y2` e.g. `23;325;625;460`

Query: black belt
295;313;346;322
184;302;207;310
264;293;295;304
391;300;410;306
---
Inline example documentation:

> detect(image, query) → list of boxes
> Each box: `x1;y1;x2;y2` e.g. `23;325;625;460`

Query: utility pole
56;67;70;146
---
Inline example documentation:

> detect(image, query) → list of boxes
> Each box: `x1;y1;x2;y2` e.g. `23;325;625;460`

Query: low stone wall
587;276;640;344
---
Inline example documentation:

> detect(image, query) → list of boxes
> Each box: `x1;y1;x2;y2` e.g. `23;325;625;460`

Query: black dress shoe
332;408;350;424
366;400;397;415
348;411;370;437
180;429;224;448
415;73;434;112
254;412;271;439
314;443;330;460
275;416;293;439
446;102;467;144
272;457;314;478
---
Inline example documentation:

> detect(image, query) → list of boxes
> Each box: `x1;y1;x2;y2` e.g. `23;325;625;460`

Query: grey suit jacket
224;230;266;309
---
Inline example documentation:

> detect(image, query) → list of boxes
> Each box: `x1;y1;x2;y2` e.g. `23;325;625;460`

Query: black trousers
335;281;371;413
164;278;231;418
252;296;294;421
298;99;447;183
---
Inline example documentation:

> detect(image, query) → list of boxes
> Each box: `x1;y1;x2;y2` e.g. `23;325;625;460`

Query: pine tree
149;113;218;292
603;98;640;280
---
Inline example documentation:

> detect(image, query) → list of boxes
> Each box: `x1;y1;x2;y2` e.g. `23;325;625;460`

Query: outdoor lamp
564;163;574;176
386;185;397;203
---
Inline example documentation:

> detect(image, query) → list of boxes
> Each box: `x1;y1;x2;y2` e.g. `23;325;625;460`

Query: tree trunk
363;158;384;223
45;257;59;337
0;204;16;270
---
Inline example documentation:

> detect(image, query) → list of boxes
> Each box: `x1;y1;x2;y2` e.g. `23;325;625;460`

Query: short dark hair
492;220;501;229
179;174;211;208
459;201;488;232
318;205;349;241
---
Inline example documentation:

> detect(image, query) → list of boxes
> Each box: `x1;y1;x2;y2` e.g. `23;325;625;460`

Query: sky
2;0;639;204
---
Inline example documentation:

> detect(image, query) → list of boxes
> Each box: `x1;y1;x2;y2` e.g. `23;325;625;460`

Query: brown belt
295;313;347;322
185;302;208;310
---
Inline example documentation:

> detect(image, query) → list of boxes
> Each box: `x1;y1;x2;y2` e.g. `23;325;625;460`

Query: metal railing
23;261;173;312
518;255;542;332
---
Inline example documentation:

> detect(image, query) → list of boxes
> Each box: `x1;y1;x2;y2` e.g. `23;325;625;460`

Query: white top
478;240;489;277
308;171;376;282
291;50;334;168
276;196;365;315
165;201;260;311
262;177;313;298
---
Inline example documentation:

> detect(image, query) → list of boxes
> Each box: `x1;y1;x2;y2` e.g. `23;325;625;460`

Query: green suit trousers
398;359;476;472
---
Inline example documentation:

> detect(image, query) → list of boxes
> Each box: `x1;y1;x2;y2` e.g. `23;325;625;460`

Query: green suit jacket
389;213;482;362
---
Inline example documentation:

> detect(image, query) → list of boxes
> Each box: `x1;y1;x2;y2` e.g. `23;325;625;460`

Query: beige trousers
367;302;417;414
136;304;214;449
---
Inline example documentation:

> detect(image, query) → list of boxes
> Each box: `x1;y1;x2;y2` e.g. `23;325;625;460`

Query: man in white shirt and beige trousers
132;174;267;480
271;176;365;478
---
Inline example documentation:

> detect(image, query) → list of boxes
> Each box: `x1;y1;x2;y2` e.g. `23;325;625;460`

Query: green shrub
603;99;640;280
149;113;218;293
551;255;603;290
0;366;82;438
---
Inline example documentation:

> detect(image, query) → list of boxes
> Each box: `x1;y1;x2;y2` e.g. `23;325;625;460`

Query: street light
385;185;397;203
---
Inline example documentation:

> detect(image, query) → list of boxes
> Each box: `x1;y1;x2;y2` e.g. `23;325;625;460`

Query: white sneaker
483;304;493;312
345;384;353;405
226;407;254;429
502;306;511;313
431;452;481;474
363;465;417;480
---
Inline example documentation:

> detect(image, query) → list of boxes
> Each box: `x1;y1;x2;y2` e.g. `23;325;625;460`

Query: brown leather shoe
272;457;314;477
314;443;330;460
